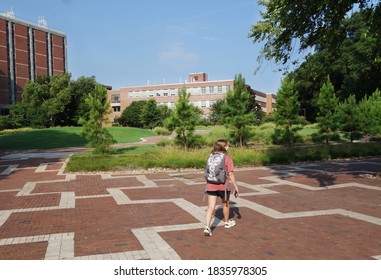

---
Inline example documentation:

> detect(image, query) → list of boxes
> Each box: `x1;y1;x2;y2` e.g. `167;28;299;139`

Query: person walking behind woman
203;139;239;236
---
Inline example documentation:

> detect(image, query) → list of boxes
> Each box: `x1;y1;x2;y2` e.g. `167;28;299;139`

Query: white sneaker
224;219;236;228
203;227;212;236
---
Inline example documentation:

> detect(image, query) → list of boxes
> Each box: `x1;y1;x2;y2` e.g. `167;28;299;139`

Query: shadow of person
210;203;242;230
231;204;242;219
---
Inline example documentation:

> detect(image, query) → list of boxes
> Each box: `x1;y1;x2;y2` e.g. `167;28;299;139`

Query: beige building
107;72;275;122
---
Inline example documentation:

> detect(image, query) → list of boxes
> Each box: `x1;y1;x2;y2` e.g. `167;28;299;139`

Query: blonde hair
212;139;228;154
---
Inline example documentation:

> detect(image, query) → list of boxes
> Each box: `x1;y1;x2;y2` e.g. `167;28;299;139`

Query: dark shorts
206;190;231;200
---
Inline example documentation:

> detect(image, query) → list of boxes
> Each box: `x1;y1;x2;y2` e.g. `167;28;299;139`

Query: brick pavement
0;149;380;260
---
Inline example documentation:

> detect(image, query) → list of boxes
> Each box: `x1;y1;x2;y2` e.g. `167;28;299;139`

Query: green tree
359;89;381;140
222;74;255;147
335;94;362;143
14;76;51;128
247;85;265;123
157;105;172;127
79;84;116;154
249;0;381;69
209;99;225;125
273;78;301;145
119;100;147;127
164;87;200;149
9;102;33;128
316;77;339;144
68;76;98;126
368;89;381;136
9;74;97;128
140;99;161;129
286;9;381;122
42;74;71;127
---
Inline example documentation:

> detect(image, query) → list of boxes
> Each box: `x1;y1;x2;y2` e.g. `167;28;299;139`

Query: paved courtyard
0;149;380;260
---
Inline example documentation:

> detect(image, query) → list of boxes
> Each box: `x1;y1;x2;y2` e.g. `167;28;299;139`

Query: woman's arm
228;171;239;195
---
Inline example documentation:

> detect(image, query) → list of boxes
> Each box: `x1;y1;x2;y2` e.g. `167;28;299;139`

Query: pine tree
335;94;361;143
140;99;160;129
79;84;116;154
359;89;381;140
274;78;301;145
316;77;339;144
164;87;200;149
369;89;381;136
222;74;255;147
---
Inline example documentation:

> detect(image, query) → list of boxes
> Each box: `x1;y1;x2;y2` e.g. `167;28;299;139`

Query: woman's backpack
204;152;226;184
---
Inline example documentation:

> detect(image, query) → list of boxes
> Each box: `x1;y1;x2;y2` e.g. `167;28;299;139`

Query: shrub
258;122;276;130
156;139;173;147
153;127;171;136
0;127;33;136
0;116;13;131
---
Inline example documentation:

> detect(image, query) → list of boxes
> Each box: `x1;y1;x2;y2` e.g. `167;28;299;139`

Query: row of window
127;85;231;99
157;100;217;108
111;99;218;112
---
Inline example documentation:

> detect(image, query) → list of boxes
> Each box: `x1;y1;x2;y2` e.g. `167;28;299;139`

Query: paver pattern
0;149;380;260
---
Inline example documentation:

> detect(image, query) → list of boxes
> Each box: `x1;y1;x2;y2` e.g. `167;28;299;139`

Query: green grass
66;142;381;172
2;126;381;173
107;127;155;143
0;127;155;150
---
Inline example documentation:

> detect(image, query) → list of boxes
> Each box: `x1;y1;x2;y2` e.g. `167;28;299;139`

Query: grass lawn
66;142;381;172
2;125;381;173
0;127;156;150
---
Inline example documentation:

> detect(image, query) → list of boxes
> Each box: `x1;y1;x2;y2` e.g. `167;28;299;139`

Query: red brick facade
0;13;67;113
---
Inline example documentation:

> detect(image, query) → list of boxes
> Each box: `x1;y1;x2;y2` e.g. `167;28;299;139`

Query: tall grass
66;142;381;172
203;126;230;145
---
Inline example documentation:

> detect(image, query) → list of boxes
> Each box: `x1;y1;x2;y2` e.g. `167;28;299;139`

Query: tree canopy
79;84;116;153
164;87;201;149
222;74;256;146
9;74;98;128
284;8;381;121
249;0;381;70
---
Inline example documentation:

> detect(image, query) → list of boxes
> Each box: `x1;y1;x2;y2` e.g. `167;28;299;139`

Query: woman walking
203;139;239;236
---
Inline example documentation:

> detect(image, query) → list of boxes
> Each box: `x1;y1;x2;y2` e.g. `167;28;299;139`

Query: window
156;92;161;97
201;87;206;94
112;106;120;112
217;86;222;93
209;86;214;94
201;100;206;108
225;85;231;92
111;94;120;103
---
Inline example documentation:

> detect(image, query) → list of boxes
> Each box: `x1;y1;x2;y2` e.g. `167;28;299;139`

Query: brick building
0;10;67;114
108;72;275;122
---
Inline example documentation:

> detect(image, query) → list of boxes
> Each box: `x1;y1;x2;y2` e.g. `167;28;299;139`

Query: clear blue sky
1;0;284;94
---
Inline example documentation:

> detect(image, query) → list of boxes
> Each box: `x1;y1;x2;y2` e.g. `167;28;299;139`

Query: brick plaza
0;149;380;260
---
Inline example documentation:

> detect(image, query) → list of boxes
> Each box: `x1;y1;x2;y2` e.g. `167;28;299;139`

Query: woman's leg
205;195;218;228
222;196;236;228
222;198;230;223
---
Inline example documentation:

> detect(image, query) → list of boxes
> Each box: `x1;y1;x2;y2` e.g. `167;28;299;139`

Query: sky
1;0;284;94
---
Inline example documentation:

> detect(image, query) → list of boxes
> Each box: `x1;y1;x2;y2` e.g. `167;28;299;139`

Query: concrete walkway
0;145;381;260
